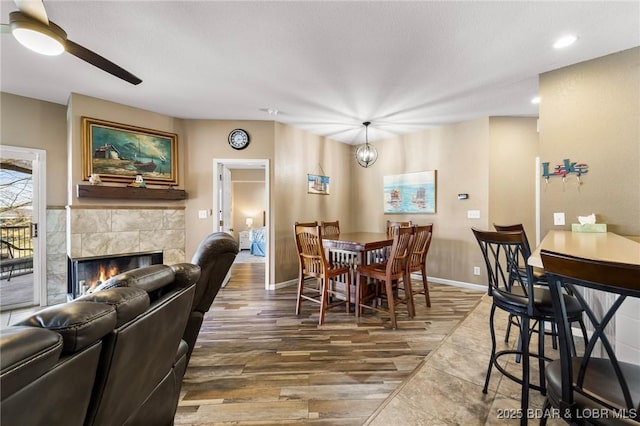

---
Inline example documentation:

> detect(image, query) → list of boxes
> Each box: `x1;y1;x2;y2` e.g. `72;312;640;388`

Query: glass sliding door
0;146;46;309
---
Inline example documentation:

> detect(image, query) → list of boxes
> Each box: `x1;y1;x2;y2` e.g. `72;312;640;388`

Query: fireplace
68;251;163;299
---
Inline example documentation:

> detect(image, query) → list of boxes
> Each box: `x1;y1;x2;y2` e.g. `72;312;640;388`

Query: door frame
0;145;47;307
212;158;270;290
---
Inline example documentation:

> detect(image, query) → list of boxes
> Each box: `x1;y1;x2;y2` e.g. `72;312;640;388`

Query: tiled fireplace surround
46;207;185;305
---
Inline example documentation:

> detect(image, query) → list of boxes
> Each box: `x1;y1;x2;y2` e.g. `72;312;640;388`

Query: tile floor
367;295;567;425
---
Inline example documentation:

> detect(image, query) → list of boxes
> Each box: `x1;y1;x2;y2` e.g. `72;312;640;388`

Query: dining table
528;230;640;269
322;232;394;301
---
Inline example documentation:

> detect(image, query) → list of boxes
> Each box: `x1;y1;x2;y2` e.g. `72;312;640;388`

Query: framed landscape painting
82;117;178;185
383;170;437;214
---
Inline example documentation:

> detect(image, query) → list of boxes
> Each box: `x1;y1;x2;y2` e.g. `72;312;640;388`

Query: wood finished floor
175;263;484;425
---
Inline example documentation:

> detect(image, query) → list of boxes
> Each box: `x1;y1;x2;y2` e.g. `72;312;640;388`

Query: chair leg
483;303;498;394
384;278;398;329
519;316;531;426
403;272;416;317
318;278;327;326
505;314;515;343
538;320;546;396
540;397;552;426
295;274;305;315
355;272;362;319
421;265;431;307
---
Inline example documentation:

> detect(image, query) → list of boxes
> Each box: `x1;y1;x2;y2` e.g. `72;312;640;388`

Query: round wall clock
228;129;250;150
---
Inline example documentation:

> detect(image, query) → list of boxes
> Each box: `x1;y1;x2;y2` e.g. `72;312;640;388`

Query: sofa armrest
170;263;201;288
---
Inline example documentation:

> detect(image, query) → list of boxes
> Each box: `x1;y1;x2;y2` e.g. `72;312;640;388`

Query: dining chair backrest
321;221;340;239
493;223;532;252
386;226;415;277
295;221;318;227
408;224;433;272
294;224;327;278
386;220;412;237
472;228;536;315
540;250;640;423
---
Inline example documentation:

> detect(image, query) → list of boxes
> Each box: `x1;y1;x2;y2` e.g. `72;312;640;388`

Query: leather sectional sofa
1;262;200;426
0;231;239;425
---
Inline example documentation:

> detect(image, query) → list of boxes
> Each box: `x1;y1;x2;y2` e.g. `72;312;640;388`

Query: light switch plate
553;212;565;226
198;210;208;219
467;210;481;219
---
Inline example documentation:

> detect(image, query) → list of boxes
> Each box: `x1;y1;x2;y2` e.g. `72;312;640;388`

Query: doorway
0;146;47;309
213;159;270;289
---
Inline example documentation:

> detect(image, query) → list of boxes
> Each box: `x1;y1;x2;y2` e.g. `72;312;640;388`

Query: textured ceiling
1;1;638;144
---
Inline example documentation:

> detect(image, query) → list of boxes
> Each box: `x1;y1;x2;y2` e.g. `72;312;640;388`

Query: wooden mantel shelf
77;184;187;200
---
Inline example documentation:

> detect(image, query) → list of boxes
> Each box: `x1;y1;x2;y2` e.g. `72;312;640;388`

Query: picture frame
383;170;437;214
307;174;330;195
82;117;178;185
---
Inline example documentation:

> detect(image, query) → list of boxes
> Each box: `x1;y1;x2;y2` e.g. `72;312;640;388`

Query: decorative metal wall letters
541;158;588;184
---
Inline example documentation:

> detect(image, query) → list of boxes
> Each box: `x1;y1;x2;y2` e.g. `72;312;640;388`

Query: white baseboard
272;275;485;292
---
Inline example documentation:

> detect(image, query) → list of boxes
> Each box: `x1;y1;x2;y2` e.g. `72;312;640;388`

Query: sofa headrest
16;302;117;354
190;232;239;313
0;326;64;399
76;287;150;327
95;264;175;294
191;232;239;266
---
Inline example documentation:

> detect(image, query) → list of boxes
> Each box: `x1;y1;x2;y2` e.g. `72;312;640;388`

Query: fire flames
90;264;119;289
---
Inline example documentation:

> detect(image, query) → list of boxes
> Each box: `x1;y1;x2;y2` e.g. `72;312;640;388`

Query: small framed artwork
82;117;178;185
383;170;437;213
307;174;330;195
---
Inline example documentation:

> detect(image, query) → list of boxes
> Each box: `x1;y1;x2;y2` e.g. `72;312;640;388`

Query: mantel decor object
82;117;178;185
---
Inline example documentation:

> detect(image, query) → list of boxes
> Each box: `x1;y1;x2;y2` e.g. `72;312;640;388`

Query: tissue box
571;223;607;233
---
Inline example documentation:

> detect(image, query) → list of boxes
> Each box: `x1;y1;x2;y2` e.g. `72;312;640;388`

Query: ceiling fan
1;0;142;85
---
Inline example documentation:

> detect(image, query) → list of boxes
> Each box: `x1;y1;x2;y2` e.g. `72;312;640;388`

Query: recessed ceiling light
531;96;541;104
267;108;279;116
553;35;577;49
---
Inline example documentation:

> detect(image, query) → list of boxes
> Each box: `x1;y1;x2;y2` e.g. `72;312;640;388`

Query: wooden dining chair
356;226;415;329
320;220;340;238
294;224;351;325
386;220;412;237
407;224;433;307
540;250;640;425
295;221;318;227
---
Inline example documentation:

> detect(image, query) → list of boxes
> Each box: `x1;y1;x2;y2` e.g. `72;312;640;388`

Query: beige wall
539;47;640;236
488;116;539;243
181;119;275;264
274;122;354;282
1;92;67;206
352;118;492;285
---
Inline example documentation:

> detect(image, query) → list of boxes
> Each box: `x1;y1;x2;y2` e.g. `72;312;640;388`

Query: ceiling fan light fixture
10;11;66;56
355;121;378;168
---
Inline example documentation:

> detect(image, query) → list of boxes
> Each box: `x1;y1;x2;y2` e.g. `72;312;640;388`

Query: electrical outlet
473;266;481;276
553;212;565;226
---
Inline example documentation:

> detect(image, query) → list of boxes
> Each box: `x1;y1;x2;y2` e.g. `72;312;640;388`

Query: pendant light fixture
355;121;378;168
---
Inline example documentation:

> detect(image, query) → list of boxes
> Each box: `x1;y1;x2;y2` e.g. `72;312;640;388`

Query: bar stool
472;228;586;425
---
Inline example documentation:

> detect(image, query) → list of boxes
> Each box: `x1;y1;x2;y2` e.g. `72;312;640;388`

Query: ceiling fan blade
14;0;49;25
65;39;142;85
1;23;11;33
